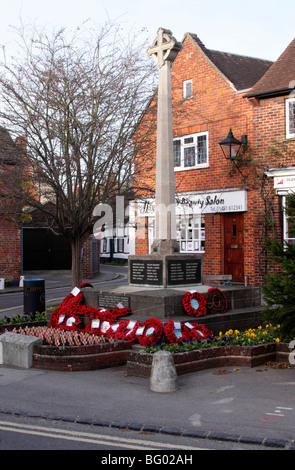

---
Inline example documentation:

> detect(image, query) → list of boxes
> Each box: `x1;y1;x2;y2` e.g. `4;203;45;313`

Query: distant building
0;126;99;280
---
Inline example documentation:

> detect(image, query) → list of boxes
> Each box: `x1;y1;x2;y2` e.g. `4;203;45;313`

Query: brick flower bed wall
33;340;132;372
275;342;292;364
2;322;291;373
126;342;290;378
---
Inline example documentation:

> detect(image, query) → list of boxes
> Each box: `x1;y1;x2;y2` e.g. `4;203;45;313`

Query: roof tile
188;33;273;91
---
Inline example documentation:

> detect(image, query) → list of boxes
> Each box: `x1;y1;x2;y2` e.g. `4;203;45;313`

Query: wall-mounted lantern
219;128;247;176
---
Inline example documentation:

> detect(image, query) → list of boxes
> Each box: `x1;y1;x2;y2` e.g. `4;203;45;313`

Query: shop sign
138;190;247;216
274;175;295;190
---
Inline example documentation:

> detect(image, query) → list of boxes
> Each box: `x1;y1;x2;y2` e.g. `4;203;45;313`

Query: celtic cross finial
147;28;182;69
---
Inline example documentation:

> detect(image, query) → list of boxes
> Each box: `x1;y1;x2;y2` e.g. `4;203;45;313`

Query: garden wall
126;343;290;378
31;340;290;374
33;340;131;371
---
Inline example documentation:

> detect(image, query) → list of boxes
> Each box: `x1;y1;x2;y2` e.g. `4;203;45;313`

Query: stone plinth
0;332;42;369
128;253;203;288
82;284;262;320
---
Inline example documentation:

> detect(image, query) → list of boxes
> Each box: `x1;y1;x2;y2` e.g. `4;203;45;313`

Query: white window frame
286;98;295;139
148;214;205;254
176;214;205;253
173;132;209;171
183;79;193;99
282;195;295;246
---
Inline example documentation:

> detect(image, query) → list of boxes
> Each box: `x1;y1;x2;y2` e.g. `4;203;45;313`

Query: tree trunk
71;238;83;288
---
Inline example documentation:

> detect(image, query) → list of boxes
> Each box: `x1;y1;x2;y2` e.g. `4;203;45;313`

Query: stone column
128;28;203;291
147;28;182;255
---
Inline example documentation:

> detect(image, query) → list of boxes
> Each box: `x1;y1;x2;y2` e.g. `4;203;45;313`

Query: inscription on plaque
167;259;202;285
130;260;163;285
98;294;130;309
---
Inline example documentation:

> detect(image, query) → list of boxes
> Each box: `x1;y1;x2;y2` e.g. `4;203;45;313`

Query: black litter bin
23;279;45;314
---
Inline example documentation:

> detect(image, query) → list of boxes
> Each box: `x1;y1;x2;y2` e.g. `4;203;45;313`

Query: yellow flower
234;329;240;335
219;331;223;337
275;338;280;343
258;326;262;330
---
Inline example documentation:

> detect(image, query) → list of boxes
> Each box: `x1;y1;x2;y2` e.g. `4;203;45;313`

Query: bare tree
0;21;157;286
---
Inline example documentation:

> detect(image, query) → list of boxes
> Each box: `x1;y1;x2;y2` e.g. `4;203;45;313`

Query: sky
0;0;294;62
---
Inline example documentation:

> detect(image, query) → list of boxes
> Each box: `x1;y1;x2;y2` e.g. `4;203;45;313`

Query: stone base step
82;285;262;321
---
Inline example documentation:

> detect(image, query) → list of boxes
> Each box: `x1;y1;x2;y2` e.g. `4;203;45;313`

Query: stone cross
147;27;181;69
147;28;182;254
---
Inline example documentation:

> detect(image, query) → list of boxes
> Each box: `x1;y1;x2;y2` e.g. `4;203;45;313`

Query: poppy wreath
94;307;131;322
206;288;228;315
137;318;164;347
108;307;131;320
96;310;117;321
84;317;103;336
112;320;142;343
98;320;114;337
50;305;96;330
58;282;91;309
182;321;213;341
88;308;109;319
49;307;68;328
79;282;93;289
59;290;83;308
63;314;82;331
55;313;82;332
164;320;190;344
112;320;133;340
105;321;122;339
182;291;207;317
72;304;98;318
123;320;142;343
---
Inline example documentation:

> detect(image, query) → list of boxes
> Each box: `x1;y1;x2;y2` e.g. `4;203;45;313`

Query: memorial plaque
146;262;163;284
167;259;201;286
98;294;130;309
130;261;146;284
130;260;163;286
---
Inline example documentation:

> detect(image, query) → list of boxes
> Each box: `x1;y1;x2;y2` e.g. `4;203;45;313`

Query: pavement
0;361;294;450
0;267;295;450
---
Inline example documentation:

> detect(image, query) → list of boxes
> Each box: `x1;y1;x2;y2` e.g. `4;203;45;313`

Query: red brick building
132;33;295;286
0;127;22;279
246;38;295;285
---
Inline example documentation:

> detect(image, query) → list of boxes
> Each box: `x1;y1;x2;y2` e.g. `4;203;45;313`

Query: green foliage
262;193;295;339
0;312;47;326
